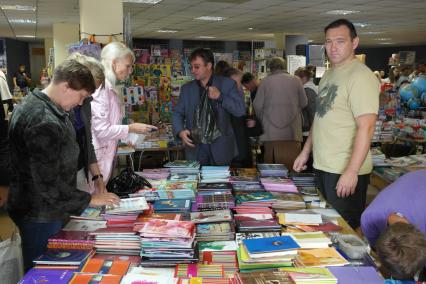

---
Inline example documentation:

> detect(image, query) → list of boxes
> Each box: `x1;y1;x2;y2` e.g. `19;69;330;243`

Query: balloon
399;84;418;102
411;75;426;93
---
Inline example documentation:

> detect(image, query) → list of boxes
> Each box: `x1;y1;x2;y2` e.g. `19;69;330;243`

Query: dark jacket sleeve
172;84;188;139
0;103;9;186
305;88;317;129
218;78;246;117
81;99;97;165
25;121;91;215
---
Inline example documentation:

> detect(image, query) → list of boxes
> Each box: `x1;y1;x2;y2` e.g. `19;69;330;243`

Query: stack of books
137;168;170;180
257;163;288;177
20;268;76;283
293;247;349;267
90;227;141;255
47;230;94;250
198;182;233;194
281;267;338;284
277;212;323;227
235;270;292;283
260;177;298;193
282;232;332;249
153;199;192;214
200;166;230;183
195;192;235;211
138;219;197;266
104;197;149;215
197;241;238;277
33;249;94;268
271;192;306;211
164;160;200;175
290;172;317;187
196;221;236;242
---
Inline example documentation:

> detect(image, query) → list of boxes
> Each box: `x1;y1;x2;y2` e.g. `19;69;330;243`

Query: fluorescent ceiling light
353;22;370;28
0;5;36;11
157;30;178;33
360;31;383;35
9;19;37;24
378;42;393;45
308;39;314;43
325;10;359;15
196;16;225;21
259;33;274;37
123;0;162;3
198;36;216;39
16;35;35;38
248;27;254;30
375;37;391;41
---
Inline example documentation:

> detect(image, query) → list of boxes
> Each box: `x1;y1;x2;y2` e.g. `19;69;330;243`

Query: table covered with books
20;161;385;284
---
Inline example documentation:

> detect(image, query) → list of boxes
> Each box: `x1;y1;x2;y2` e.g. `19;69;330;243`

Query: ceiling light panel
123;0;163;4
196;16;225;21
0;5;36;11
325;10;360;15
9;19;37;24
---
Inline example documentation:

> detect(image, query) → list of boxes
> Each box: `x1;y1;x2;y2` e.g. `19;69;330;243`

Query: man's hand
89;192;120;207
336;170;358;198
246;119;256;128
208;86;221;100
179;129;195;147
293;151;309;172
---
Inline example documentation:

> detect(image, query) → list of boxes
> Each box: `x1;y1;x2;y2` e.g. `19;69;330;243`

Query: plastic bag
191;88;221;144
0;231;23;284
107;168;152;198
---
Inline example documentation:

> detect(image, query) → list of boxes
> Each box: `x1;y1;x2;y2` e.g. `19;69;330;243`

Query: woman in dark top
68;53;106;194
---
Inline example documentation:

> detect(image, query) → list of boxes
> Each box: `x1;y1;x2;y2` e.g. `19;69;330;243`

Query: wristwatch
92;174;103;181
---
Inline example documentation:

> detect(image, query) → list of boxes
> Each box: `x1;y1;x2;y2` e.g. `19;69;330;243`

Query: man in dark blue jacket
172;48;245;165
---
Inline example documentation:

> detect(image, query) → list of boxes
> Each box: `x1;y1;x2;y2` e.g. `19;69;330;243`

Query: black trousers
315;169;370;229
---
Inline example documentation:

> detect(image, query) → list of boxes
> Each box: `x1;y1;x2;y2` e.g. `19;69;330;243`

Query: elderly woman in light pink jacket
91;42;156;184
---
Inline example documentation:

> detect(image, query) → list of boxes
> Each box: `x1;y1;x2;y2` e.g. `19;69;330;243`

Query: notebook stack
260;177;298;193
257;163;288;177
164;160;201;175
289;172;317;187
197;182;233;194
235;270;292;283
153;199;192;214
271;192;306;211
19;268;76;284
281;267;338;284
191;210;235;242
229;168;260;187
90;227;141;255
137;168;170;180
47;230;94;250
195;192;235;211
200;166;231;183
197;241;238;278
138;219;197;266
33;249;94;269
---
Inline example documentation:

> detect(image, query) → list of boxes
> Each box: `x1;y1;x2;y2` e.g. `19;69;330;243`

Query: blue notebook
19;268;75;284
153;199;191;212
243;235;300;254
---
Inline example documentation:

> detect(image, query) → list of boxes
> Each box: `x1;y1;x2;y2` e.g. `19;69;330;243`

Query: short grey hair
268;57;286;73
101;42;135;86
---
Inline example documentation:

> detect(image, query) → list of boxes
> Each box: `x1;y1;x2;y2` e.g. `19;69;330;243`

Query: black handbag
106;168;152;198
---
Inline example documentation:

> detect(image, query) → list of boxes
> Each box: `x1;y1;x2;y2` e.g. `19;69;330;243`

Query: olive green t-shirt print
316;83;338;118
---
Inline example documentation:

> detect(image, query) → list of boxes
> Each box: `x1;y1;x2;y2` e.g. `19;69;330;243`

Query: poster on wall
287;55;306;75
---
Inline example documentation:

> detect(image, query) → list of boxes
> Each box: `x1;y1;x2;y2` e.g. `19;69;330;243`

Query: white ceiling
1;0;426;47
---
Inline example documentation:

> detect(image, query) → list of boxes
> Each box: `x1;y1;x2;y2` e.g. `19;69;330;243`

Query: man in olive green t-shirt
293;19;379;229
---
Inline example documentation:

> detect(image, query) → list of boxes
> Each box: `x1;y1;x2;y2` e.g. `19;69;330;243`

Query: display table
135;145;185;170
396;136;426;154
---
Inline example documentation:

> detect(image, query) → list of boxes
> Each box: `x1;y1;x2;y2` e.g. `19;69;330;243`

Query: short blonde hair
68;52;105;88
101;42;135;86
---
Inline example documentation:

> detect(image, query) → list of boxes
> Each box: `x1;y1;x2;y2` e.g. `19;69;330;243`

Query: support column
285;35;308;55
53;23;79;67
79;0;123;44
274;33;285;50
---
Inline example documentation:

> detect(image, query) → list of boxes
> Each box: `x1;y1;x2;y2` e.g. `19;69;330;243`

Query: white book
105;197;149;214
63;219;107;231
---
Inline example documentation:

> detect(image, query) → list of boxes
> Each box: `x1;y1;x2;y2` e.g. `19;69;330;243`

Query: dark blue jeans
14;219;62;272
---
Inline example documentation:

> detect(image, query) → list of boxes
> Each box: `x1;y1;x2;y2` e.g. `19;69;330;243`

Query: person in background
91;42;157;185
0;67;13;114
214;60;231;76
172;48;245;166
383;66;400;85
7;59;120;272
223;67;252;167
67;53;106;194
40;68;50;88
295;67;317;172
13;64;32;94
241;72;259;102
254;57;307;170
0;87;9;208
293;19;379;229
396;65;413;87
